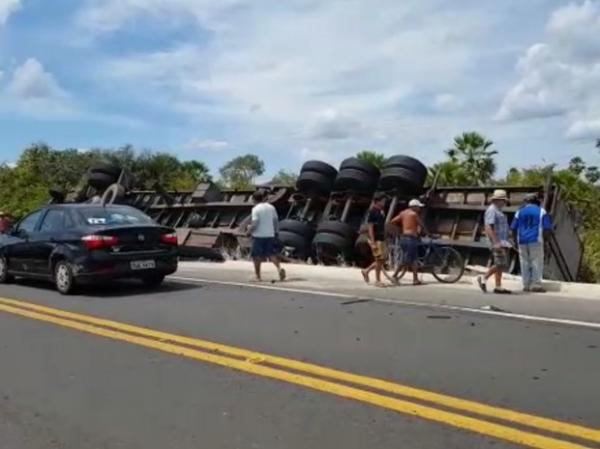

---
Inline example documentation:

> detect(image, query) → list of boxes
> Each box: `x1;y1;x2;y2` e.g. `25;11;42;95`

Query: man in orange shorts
361;193;390;287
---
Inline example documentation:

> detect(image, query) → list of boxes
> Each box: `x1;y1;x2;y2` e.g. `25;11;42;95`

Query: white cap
491;189;508;201
409;199;425;208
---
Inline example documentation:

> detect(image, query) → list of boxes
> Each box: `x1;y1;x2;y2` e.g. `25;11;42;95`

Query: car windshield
77;207;154;227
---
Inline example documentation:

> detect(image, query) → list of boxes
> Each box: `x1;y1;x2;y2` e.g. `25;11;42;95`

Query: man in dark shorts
248;190;286;282
361;193;390;287
477;189;511;294
390;199;426;285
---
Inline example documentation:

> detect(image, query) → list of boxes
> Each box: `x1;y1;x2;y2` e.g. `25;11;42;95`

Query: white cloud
3;58;76;118
183;138;229;152
77;0;243;33
433;94;463;113
97;0;496;162
496;1;600;140
307;109;363;140
0;0;21;25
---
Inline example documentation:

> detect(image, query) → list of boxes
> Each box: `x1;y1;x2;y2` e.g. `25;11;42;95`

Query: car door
35;208;69;275
6;209;45;273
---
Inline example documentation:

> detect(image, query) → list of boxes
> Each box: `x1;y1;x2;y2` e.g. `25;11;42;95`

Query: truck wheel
300;161;338;179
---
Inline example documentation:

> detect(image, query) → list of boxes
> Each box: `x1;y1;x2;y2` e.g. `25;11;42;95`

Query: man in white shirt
248;190;286;282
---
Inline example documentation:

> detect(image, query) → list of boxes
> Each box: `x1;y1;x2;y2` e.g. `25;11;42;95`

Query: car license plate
130;260;156;270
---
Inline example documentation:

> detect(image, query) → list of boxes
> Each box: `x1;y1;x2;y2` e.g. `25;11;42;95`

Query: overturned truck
54;156;583;282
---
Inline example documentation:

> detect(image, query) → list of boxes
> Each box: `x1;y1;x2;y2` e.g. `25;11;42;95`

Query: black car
0;204;178;294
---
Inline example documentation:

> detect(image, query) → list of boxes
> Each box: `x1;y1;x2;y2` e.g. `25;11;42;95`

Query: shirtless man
390;199;426;285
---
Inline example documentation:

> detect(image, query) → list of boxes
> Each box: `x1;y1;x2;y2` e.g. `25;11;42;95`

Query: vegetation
218;154;265;189
0;143;211;217
270;169;298;186
1;135;599;281
356;151;386;170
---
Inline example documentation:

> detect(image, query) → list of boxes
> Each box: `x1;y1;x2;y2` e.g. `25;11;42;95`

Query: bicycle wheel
430;246;465;283
388;239;408;280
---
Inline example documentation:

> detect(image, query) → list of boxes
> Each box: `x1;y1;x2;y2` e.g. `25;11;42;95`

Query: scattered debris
427;315;452;320
480;305;511;313
341;298;372;305
588;345;597;349
470;322;476;327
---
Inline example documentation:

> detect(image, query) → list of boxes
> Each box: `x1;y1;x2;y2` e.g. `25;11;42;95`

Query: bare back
392;209;420;237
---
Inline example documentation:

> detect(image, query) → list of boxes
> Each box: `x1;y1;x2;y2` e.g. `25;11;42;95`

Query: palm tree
447;132;497;185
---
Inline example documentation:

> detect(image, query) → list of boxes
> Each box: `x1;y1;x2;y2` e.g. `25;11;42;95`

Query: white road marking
169;275;600;330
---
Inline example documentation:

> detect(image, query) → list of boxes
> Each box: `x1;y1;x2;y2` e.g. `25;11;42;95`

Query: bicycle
388;235;465;283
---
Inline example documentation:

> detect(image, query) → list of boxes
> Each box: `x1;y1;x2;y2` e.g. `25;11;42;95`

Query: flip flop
477;276;487;293
361;270;370;284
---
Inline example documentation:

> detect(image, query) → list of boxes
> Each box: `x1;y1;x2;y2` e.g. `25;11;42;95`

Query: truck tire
379;167;426;193
334;169;377;192
296;171;334;195
339;157;380;179
278;231;310;259
279;220;315;239
316;221;356;240
384;155;427;178
300;161;338;179
90;163;121;178
88;172;117;190
101;183;126;205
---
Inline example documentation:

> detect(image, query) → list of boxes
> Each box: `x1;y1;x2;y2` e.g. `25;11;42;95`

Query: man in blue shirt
511;193;552;292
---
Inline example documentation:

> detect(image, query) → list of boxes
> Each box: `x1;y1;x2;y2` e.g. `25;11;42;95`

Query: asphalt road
0;275;599;449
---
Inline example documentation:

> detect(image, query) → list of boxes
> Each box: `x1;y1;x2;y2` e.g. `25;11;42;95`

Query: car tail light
82;235;119;250
160;233;178;246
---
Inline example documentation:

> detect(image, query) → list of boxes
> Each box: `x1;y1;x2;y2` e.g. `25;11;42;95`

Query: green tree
568;156;586;175
428;161;471;186
356;151;386;170
219;154;265;189
446;132;497;185
585;166;600;184
270;169;298;186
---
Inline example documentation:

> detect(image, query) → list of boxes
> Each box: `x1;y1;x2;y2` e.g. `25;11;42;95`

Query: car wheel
142;275;165;289
54;261;76;295
0;256;14;284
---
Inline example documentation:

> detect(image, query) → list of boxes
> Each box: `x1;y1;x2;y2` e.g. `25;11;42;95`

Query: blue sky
0;0;599;179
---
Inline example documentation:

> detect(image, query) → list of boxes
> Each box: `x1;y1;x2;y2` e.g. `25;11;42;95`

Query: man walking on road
361;193;390;287
248;190;286;283
511;193;552;292
390;199;426;286
478;189;512;294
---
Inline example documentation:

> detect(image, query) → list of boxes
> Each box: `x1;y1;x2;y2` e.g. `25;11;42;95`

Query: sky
0;0;599;178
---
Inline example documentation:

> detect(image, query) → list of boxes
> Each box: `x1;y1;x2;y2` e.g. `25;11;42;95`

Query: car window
77;207;154;226
17;210;43;234
40;209;70;232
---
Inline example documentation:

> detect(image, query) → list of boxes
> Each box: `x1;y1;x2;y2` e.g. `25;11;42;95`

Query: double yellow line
0;296;598;449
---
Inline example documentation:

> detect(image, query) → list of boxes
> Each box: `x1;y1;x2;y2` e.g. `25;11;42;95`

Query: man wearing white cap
390;198;426;285
477;189;512;294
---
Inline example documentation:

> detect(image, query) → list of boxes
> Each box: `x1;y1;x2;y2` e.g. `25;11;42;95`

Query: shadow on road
5;278;201;298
